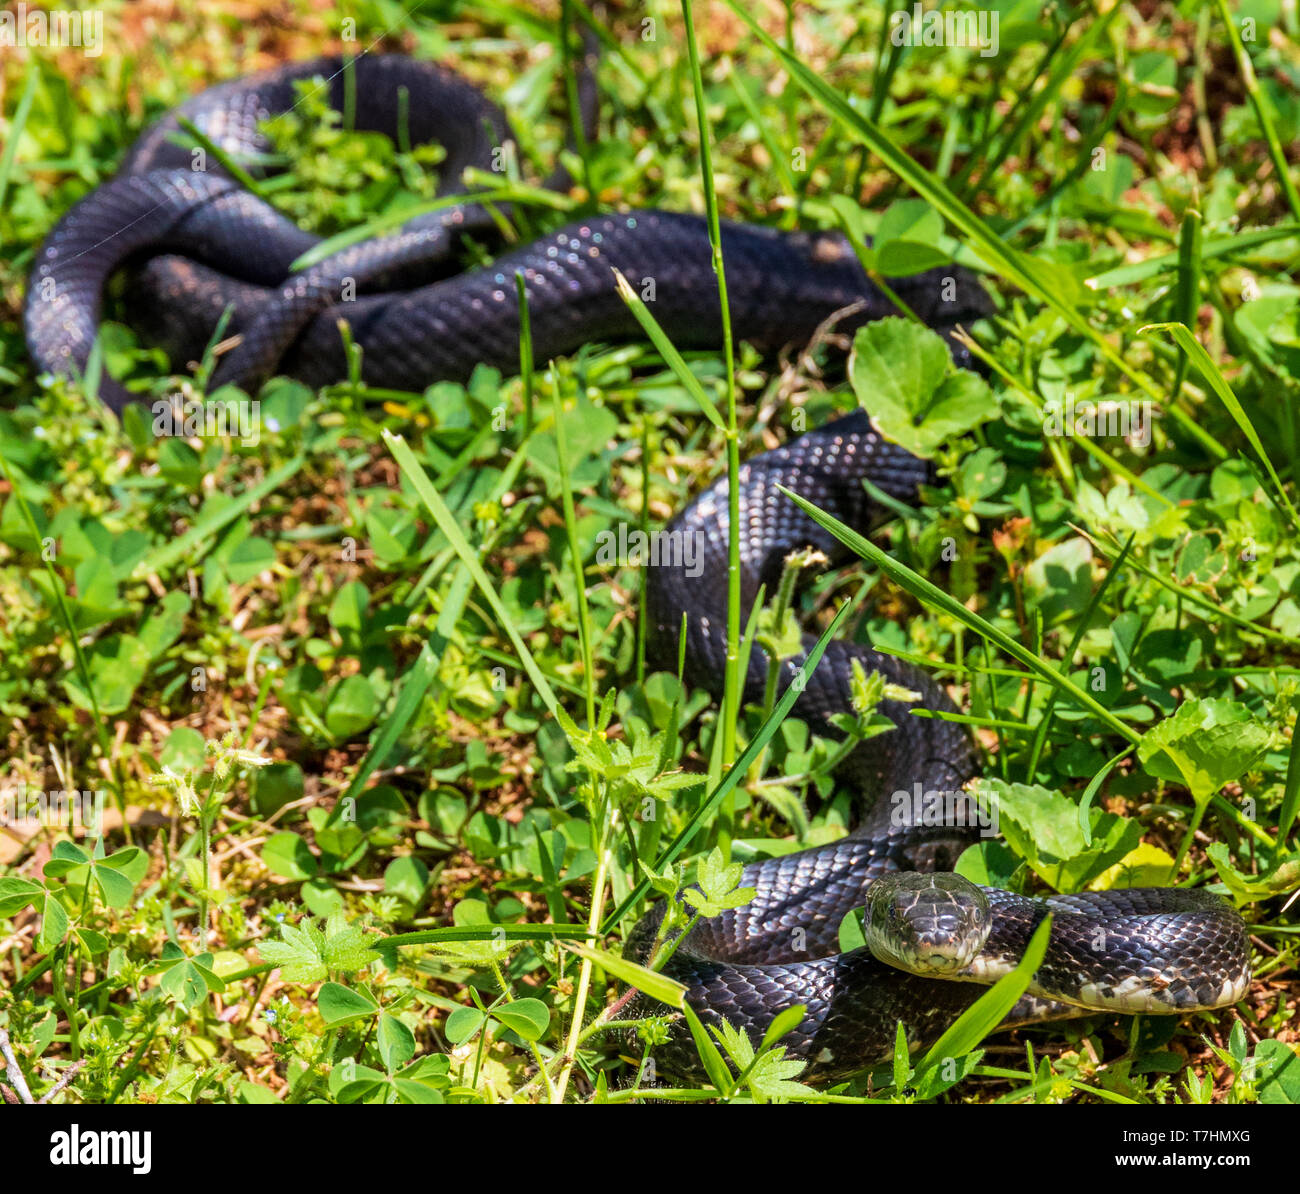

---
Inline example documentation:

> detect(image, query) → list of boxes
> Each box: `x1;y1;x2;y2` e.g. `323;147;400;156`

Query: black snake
21;54;1251;1085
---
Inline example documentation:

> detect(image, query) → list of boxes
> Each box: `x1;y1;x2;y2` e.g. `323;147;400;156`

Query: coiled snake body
23;56;1251;1083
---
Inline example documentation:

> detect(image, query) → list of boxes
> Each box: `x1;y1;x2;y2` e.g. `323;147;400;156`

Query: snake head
864;872;991;977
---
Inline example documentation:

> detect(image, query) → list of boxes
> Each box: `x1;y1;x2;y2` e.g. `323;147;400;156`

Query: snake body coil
22;56;1251;1084
633;409;1251;1081
23;55;983;412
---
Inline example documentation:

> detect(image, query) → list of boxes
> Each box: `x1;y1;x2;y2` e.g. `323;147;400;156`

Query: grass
0;0;1297;1106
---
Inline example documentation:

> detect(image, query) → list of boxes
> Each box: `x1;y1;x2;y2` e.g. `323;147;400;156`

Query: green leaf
492;998;550;1042
1138;699;1272;806
160;955;223;1009
874;199;949;275
317;981;380;1025
63;633;151;715
849;318;995;457
0;876;44;917
320;923;374;974
1256;1040;1300;1104
568;943;686;1010
160;727;207;772
682;1003;733;1094
253;761;304;818
393;1076;444;1104
383;855;429;906
1206;844;1300;906
445;1006;486;1045
759;1004;807;1054
892;1020;911;1092
328;581;370;637
261;831;318;881
138;591;191;658
36;892;68;953
92;862;137;909
683;846;757;917
258;921;328;983
976;779;1142;892
744;1047;817;1102
325;674;381;739
377;1012;416;1072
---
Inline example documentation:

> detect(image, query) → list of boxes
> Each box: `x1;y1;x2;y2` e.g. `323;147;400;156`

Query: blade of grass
551;381;597;729
1085;224;1300;290
377;924;596;949
175;115;269;198
0;65;39;212
1141;321;1300;533
382;429;566;725
567;943;686;1009
515;272;535;435
681;0;743;780
1280;693;1300;846
776;485;1140;744
1169;206;1204;405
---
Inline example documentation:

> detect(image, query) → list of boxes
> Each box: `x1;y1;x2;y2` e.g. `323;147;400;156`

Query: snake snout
865;873;991;977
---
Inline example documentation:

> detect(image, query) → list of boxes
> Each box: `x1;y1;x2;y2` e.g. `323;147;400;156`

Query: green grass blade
1280;694;1300;846
569;943;686;1009
1085;224;1300;290
377;924;596;948
1141;321;1300;533
551;383;598;727
613;268;725;430
776;484;1139;744
383;429;566;724
0;65;39;212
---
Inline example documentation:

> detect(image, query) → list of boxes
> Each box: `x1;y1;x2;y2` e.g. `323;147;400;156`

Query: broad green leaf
377;1012;416;1072
1206;844;1300;906
317;981;380;1025
0;877;44;917
36;892;68;953
259;921;328;982
759;1004;807;1054
849;318;995;457
975;779;1141;892
261;831;318;881
492;998;550;1042
1257;1040;1300;1105
1138;699;1272;806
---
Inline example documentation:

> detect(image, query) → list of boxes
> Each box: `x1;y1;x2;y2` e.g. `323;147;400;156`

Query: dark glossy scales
23;55;989;412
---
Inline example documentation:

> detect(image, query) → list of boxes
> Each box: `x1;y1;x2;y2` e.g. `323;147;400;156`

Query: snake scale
22;54;1251;1085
